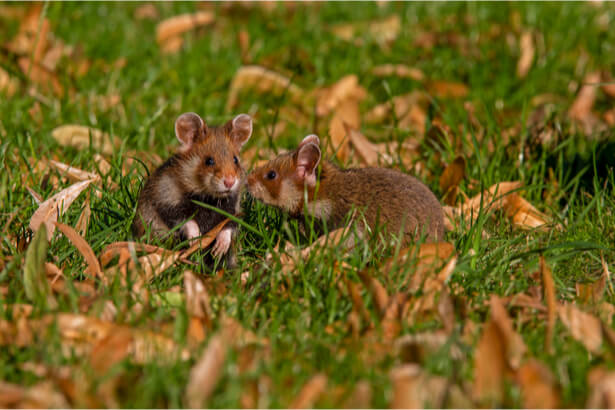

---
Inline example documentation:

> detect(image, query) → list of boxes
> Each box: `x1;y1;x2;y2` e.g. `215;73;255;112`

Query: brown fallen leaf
568;71;605;135
182;218;230;260
439;156;465;206
371;64;425;82
0;67;19;97
540;256;557;353
0;380;69;408
390;364;470;409
445;181;522;225
51;125;118;155
160;35;184;54
18;57;64;97
100;241;171;267
185;333;228;408
29;179;95;238
54;222;103;280
184;270;213;334
586;367;615;408
290;373;328;409
490;295;527;369
328;99;360;163
343;380;372;409
368;15;401;44
347;127;380;166
226;65;304;111
558;303;602;354
365;92;428;135
156;11;214;45
516;31;535;78
472;320;507;404
134;3;158;20
316;74;367;117
428;80;469;99
502;193;549;230
516;359;560;409
48;159;101;183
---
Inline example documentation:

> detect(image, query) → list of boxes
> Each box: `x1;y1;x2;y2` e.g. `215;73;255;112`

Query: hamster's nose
224;177;235;189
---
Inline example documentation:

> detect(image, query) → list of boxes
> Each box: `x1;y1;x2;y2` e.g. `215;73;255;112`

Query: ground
1;2;615;408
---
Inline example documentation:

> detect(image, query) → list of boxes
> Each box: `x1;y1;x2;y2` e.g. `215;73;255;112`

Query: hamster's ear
175;112;206;150
229;113;252;148
298;134;320;149
296;142;321;187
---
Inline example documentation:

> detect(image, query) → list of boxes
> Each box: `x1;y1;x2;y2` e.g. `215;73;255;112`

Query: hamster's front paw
182;220;201;241
212;227;232;257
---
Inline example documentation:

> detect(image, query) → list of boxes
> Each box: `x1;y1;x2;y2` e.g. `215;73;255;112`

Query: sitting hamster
246;134;445;245
132;112;252;262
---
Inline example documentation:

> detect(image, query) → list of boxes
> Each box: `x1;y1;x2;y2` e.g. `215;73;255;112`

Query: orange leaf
316;74;366;117
439;156;465;205
185;333;228;408
516;31;535;78
328;99;360;163
558;304;603;354
156;11;214;45
290;373;328;409
516;359;560;409
540;256;557;353
428;80;469;98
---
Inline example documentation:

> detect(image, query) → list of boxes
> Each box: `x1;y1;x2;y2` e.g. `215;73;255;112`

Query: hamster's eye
205;157;215;166
233;156;239;165
265;170;277;180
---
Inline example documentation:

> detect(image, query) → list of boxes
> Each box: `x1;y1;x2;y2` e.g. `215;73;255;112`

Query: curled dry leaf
290;373;328;409
160;35;184;54
472;320;507;404
490;295;527;369
184;270;213;337
558;303;602;354
316;74;367;117
445;181;521;225
365;92;428;135
331;15;400;45
439;156;466;206
156;11;215;45
516;31;535;78
18;57;64;97
226;65;304;111
54;222;103;280
347;127;380;166
371;64;425;82
568;71;605;135
540;256;557;353
516;359;560;409
185;333;228;408
29;179;95;238
51;125;118;155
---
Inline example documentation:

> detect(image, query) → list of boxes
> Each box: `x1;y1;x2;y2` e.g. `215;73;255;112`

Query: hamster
132;112;252;262
246;134;445;245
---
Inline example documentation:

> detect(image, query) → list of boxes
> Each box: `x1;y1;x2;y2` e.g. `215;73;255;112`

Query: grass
1;2;615;408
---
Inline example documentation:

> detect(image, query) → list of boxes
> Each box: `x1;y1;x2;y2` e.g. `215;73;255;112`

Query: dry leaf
472;320;507;404
54;222;103;280
226;65;304;111
446;181;522;224
185;333;228;408
182;218;230;259
48;159;101;183
0;67;19;97
568;71;605;135
439;156;465;206
368;15;401;44
51;125;118;155
428;80;469;98
558;304;602;354
540;256;557;353
328;99;360;163
160;35;184;54
503;193;549;230
134;3;158;20
29;179;95;238
0;380;69;408
316;74;367;117
290;373;328;409
156;11;215;45
371;64;425;82
347;127;380;166
516;359;560;409
390;364;468;408
490;295;527;369
184;271;213;328
18;57;64;97
586;367;615;408
365;92;428;135
516;31;535;78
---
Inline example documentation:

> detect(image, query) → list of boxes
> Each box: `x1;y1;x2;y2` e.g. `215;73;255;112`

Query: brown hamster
247;134;445;245
132;112;252;261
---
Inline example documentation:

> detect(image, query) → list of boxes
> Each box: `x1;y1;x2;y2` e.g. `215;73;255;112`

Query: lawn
1;2;615;408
